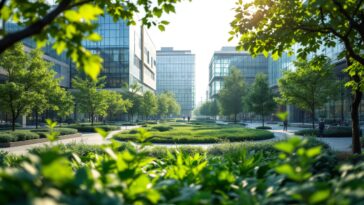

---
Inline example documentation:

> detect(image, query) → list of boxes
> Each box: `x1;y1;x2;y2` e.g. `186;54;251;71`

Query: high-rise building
268;43;364;123
209;47;268;99
157;47;195;116
71;14;157;92
3;23;71;88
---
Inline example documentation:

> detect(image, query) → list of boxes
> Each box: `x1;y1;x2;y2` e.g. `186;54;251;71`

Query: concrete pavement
0;126;139;155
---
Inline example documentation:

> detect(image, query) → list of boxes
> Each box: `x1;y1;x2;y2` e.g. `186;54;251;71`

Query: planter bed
0;133;81;148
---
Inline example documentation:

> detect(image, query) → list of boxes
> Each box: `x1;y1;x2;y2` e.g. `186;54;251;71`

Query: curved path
0;126;139;155
1;123;353;154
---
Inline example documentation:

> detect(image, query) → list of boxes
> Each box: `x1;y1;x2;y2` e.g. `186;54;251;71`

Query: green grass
114;123;274;144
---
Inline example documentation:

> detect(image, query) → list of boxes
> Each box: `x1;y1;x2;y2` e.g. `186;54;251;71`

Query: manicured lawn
114;123;274;143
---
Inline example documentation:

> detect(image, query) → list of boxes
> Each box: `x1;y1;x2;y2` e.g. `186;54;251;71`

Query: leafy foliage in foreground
114;124;274;143
0;136;363;204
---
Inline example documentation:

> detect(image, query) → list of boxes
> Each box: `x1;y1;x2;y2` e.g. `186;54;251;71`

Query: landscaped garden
0;136;363;204
114;123;274;143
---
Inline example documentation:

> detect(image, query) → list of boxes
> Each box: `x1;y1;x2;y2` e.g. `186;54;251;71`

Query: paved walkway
1;123;354;155
246;122;352;152
0;126;139;155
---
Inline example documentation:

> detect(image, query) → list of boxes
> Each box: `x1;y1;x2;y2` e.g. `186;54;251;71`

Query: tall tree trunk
11;117;15;131
351;85;362;154
11;111;16;131
312;108;315;130
91;113;94;126
262;115;265;127
35;112;39;129
234;113;237;124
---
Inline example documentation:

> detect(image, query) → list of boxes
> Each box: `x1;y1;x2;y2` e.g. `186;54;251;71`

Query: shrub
152;125;173;132
11;130;39;141
0;133;16;143
255;126;272;130
67;125;120;132
295;126;359;137
32;128;78;138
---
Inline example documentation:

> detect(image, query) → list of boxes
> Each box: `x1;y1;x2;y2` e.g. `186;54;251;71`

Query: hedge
295;126;360;137
256;126;272;130
151;125;173;132
67;125;120;132
0;128;78;143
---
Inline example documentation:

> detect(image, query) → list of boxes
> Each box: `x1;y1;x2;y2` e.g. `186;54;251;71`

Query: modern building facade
268;43;364;123
209;47;268;99
157;47;195;116
3;23;71;88
71;14;157;92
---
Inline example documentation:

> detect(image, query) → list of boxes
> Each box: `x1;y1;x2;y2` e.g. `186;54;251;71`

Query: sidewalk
246;122;352;152
0;126;139;155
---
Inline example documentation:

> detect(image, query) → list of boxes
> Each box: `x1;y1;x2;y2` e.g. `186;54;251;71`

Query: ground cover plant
295;126;360;138
66;124;120;132
114;123;274;143
0;130;363;204
0;128;78;143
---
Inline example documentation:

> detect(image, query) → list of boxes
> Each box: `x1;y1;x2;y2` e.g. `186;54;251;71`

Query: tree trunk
35;112;39;129
312;108;315;130
262;115;265;127
234;113;237;124
91;113;94;126
351;87;362;154
11;111;16;131
11;117;15;131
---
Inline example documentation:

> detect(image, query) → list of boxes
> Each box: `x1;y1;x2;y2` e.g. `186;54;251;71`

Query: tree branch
0;0;7;11
0;0;72;54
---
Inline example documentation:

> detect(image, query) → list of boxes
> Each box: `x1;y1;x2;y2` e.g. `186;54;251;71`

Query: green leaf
306;146;321;157
309;189;330;204
95;128;108;139
158;25;165;31
52;41;66;55
87;33;102;41
274;142;294;153
1;6;11;21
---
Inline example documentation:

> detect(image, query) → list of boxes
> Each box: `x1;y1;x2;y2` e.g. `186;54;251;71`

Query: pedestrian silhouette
318;119;325;137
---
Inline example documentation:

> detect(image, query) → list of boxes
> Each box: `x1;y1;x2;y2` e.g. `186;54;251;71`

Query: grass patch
114;123;274;144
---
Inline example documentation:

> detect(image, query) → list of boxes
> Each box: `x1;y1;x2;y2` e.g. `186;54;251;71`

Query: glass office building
269;43;364;123
3;23;71;88
71;14;157;92
209;47;268;99
157;47;195;116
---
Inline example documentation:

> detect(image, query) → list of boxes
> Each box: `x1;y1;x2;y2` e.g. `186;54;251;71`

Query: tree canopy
276;56;337;129
245;73;275;127
0;0;187;80
218;68;245;123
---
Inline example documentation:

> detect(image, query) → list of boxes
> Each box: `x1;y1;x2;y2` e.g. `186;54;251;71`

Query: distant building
3;23;71;88
71;14;157;92
157;47;195;116
208;47;268;99
268;43;364;123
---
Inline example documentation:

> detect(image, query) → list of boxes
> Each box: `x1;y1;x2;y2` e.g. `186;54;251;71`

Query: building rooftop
157;47;194;55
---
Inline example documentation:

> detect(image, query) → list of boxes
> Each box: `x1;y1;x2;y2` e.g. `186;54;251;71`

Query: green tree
124;83;143;122
52;89;74;125
210;100;220;120
245;73;275;127
218;68;245;123
72;76;107;125
104;91;130;122
0;43;65;130
164;92;181;117
276;57;337;129
157;93;169;119
0;0;185;80
230;0;364;153
140;91;158;120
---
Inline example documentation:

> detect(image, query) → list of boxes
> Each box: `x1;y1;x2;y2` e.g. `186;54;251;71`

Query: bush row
66;124;120;132
255;126;272;130
295;126;360;137
0;128;78;143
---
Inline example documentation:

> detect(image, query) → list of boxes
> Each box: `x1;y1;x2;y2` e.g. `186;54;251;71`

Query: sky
149;0;238;106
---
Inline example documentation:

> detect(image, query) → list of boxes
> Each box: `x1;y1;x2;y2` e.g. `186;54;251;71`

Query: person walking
283;119;288;131
318;119;325;137
187;116;190;123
